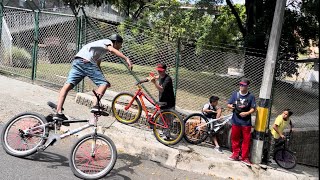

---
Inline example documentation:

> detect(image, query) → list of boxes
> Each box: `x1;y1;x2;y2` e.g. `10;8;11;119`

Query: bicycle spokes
73;139;113;175
153;110;184;145
112;93;142;124
3;114;47;156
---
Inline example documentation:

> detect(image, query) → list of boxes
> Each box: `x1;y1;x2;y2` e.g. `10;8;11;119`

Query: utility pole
251;0;287;164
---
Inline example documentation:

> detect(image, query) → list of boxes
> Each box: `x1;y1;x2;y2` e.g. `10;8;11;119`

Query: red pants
231;125;251;159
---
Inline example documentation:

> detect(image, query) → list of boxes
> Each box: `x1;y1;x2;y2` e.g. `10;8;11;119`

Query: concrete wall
217;126;319;167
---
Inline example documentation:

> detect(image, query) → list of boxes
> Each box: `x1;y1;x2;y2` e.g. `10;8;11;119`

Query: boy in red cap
150;63;175;110
227;78;256;166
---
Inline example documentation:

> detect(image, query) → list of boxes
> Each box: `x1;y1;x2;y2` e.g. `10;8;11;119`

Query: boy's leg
54;59;85;120
56;83;74;113
86;63;110;111
229;125;241;160
212;135;223;153
240;126;252;161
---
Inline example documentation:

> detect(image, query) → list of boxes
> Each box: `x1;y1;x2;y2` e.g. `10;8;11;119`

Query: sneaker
214;147;223;154
53;113;70;126
241;158;252;166
53;113;68;121
228;155;239;161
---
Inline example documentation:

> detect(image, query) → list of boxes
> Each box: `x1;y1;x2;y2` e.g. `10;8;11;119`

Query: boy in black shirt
150;63;175;110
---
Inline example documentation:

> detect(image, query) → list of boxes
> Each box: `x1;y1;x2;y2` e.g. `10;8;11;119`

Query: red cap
239;78;250;86
155;63;167;71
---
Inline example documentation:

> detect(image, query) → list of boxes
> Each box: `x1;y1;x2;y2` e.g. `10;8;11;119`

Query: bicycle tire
183;113;209;145
69;133;117;180
1;112;48;157
274;149;297;169
153;109;184;146
111;92;142;124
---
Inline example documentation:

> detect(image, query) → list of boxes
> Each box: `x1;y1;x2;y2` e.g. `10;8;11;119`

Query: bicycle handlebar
135;78;149;85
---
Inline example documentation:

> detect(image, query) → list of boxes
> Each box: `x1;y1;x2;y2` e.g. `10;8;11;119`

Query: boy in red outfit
227;78;256;166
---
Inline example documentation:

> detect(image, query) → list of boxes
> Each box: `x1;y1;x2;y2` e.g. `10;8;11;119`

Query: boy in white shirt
54;34;132;121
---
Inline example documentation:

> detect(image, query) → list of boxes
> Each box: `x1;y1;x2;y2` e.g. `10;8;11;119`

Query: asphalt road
0;123;221;180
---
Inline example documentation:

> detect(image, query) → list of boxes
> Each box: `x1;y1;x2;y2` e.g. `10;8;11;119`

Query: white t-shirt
75;39;113;62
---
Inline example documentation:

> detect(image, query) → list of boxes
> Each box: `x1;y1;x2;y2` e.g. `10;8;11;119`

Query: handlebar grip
135;79;149;85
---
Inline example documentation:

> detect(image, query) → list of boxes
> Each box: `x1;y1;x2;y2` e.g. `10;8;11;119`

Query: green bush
4;46;32;68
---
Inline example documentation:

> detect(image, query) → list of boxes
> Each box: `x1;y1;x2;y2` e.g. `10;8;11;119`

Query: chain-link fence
0;6;318;129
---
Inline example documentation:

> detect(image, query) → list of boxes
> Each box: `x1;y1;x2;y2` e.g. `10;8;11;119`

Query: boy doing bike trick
54;34;133;121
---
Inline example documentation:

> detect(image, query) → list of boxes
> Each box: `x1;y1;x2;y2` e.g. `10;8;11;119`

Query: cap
155;63;167;71
109;34;123;43
239;78;250;86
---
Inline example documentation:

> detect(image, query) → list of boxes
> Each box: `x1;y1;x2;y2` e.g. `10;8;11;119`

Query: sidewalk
0;75;318;180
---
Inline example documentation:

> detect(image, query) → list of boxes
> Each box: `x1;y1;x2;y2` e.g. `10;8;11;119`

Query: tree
196;0;318;81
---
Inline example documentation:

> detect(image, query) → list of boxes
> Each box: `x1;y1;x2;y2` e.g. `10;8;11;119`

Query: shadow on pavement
25;151;69;168
103;153;144;180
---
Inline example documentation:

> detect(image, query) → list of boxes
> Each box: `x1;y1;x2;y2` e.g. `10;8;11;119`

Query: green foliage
4;46;32;68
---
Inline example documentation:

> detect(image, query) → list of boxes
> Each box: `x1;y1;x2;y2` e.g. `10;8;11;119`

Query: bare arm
273;124;285;139
152;80;164;92
216;107;222;118
107;46;132;70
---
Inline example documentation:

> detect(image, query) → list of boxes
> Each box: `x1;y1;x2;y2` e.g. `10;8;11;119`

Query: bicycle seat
157;102;167;106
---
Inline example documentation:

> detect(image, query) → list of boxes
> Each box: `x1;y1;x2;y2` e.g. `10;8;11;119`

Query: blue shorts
66;59;110;87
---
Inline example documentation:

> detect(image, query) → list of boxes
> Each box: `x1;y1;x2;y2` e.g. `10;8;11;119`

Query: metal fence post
75;15;83;92
174;37;181;100
0;0;3;44
31;10;40;81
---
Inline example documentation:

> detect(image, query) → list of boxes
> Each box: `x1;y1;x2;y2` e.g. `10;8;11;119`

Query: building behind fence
0;6;318;166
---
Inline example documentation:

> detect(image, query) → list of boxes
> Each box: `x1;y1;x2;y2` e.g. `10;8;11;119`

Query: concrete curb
72;92;317;180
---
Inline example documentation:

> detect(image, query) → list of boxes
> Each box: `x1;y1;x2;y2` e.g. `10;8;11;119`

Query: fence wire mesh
0;6;318;129
0;7;34;78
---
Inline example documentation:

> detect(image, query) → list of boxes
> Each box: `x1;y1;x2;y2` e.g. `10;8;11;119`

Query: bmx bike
111;79;184;146
1;90;117;179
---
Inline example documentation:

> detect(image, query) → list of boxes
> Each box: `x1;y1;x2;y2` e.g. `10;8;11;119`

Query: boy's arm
216;107;222;118
272;124;285;139
107;46;132;70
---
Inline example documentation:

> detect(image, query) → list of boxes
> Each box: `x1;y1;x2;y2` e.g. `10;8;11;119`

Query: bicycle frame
195;114;233;130
22;114;100;153
125;84;169;129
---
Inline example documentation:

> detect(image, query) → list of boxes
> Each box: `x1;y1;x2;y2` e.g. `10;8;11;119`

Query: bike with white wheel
1;90;117;179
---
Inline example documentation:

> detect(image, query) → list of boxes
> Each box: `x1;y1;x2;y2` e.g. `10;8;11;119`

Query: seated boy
202;96;223;153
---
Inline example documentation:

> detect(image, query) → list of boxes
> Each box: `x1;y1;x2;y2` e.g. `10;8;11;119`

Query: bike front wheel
69;133;117;180
1;112;48;157
183;113;209;145
274;149;297;169
111;92;142;124
153;109;184;146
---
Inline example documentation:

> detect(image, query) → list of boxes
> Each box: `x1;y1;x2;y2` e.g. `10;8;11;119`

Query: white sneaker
214;147;223;154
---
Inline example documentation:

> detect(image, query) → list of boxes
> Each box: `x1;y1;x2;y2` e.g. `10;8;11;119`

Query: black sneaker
53;113;68;121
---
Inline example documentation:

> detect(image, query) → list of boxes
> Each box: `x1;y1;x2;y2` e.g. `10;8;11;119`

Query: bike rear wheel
274;149;297;169
111;92;142;124
153;109;184;146
1;112;48;157
70;133;117;180
183;113;209;144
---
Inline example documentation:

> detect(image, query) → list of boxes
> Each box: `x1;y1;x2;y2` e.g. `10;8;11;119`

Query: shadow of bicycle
24;151;69;169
